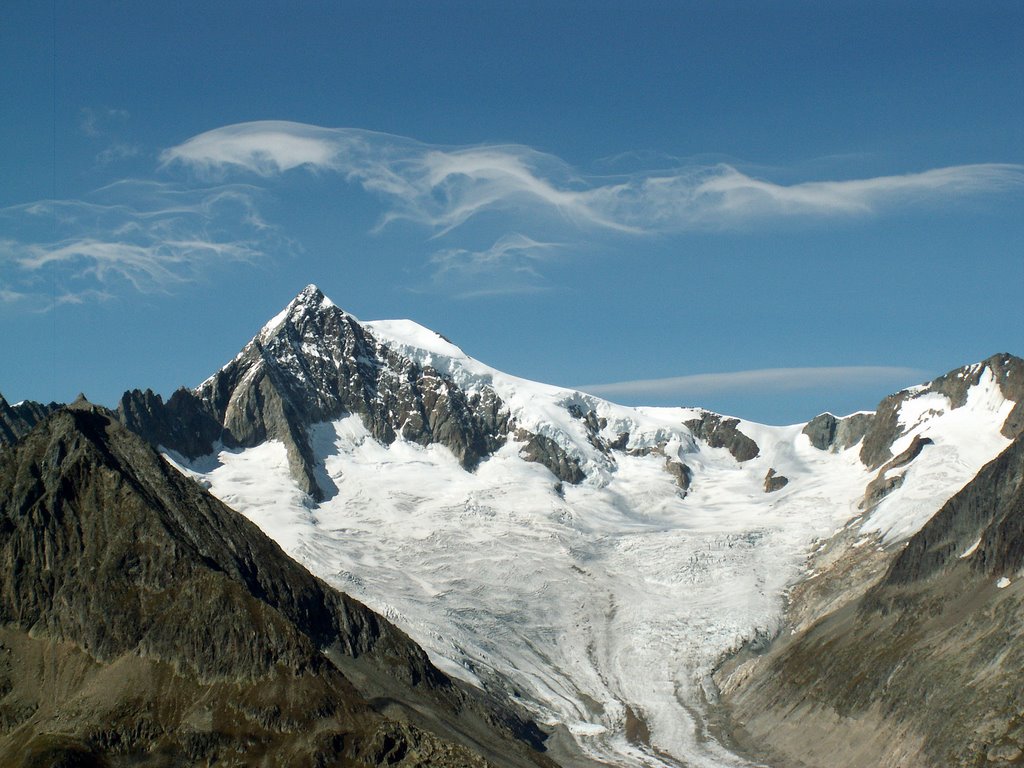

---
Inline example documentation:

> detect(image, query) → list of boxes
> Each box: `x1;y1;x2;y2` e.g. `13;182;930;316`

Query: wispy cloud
96;143;142;165
78;107;129;138
579;366;929;400
162;121;1024;236
426;234;562;298
78;107;142;167
0;181;283;306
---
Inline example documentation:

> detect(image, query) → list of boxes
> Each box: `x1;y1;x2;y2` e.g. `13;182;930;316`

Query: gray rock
859;435;932;510
685;412;759;462
121;286;518;498
0;394;58;448
857;389;915;470
859;354;1024;469
116;387;223;459
664;459;692;493
802;412;874;452
517;430;585;485
880;433;1024;586
801;413;838;451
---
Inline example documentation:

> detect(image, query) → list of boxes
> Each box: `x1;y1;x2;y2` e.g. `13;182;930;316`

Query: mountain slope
716;432;1024;768
0;402;552;768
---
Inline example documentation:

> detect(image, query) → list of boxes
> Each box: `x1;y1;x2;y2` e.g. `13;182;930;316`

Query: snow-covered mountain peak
259;283;341;340
364;318;467;362
186;288;1024;512
108;287;1024;768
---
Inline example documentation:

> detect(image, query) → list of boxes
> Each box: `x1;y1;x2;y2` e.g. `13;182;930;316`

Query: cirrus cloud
0;181;285;307
162;120;1024;236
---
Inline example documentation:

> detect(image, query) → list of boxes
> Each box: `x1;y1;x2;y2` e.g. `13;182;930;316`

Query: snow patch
960;537;982;559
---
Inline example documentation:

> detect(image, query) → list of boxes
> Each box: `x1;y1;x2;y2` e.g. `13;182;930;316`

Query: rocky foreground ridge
0;402;552;768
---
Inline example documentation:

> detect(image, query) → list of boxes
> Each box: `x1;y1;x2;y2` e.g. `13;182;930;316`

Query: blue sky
2;1;1022;424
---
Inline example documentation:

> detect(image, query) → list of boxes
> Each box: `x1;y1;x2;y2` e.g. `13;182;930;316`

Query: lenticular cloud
162;120;1024;234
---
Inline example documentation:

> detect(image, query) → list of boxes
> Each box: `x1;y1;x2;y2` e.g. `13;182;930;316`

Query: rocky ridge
0;395;57;447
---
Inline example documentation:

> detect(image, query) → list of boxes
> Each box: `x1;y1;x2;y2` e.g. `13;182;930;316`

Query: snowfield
164;315;1014;768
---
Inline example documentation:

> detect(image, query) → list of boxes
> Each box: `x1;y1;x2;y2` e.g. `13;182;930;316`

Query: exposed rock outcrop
0;395;58;447
116;387;223;459
801;411;874;452
119;286;589;496
858;354;1024;469
763;468;788;493
859;435;933;510
664;459;692;493
684;412;759;462
517;430;585;485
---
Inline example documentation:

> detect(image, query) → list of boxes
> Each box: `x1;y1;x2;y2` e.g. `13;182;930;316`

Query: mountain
109;285;1023;768
0;401;553;767
716;431;1024;768
116;285;577;502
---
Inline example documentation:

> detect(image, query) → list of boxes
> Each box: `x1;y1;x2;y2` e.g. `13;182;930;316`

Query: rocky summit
116;285;582;501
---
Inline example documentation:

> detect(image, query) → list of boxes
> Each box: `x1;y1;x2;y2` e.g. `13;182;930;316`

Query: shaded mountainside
0;395;58;448
0;404;553;768
716;433;1024;768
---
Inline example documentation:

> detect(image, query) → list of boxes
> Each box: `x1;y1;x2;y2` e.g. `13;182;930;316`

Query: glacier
161;292;1016;768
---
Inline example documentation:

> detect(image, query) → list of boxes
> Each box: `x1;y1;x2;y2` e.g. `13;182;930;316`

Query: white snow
861;367;1013;543
960;537;982;559
997;576;1011;589
166;307;1018;768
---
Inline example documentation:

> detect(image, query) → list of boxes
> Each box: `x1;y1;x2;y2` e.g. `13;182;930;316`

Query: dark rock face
0;405;553;768
0;395;58;447
664;459;692;493
684;412;759;462
763;468;789;493
0;403;439;680
719;434;1024;768
116;387;223;459
802;412;874;452
517;431;585;485
859;435;933;510
878;433;1024;587
801;413;837;451
857;389;915;470
118;286;585;496
194;287;514;499
567;403;612;455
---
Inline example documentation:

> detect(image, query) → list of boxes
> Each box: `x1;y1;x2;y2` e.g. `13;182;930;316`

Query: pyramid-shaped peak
258;285;348;340
292;283;335;310
298;283;325;300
